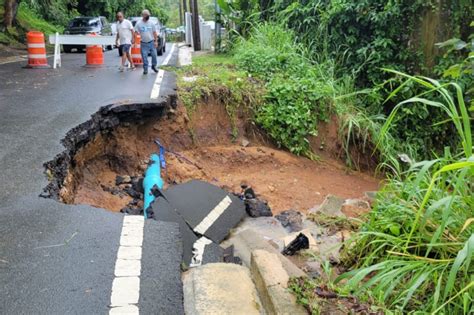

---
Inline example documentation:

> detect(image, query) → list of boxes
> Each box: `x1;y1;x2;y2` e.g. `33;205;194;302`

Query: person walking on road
135;9;159;75
115;12;135;72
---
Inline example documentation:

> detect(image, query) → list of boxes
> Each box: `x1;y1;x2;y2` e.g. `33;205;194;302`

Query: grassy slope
0;1;63;46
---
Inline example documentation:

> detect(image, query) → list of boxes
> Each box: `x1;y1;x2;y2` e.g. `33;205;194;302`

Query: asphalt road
0;44;183;314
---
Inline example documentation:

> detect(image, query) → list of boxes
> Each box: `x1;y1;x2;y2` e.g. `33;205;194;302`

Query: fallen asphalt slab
150;180;246;267
0;44;185;314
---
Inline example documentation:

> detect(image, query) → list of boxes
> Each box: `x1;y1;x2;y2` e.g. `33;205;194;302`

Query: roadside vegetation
175;0;473;313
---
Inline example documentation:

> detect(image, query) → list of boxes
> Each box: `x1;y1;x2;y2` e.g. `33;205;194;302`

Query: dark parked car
130;17;166;56
63;16;113;53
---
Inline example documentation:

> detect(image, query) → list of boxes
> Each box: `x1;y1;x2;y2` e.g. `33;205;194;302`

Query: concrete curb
178;44;192;66
183;263;263;315
250;250;307;315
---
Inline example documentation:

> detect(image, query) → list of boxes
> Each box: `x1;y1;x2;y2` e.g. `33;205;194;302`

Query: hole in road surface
42;95;379;215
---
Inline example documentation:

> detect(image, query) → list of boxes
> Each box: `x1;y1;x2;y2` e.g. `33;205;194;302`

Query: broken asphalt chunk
245;198;272;217
150;196;198;266
161;180;246;243
275;210;303;232
240;185;273;217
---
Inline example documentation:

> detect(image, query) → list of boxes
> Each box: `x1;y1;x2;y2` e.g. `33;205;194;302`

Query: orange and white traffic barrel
131;34;142;65
25;31;49;68
85;33;104;67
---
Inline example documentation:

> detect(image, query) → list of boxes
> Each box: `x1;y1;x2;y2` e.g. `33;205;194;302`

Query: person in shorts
115;12;135;71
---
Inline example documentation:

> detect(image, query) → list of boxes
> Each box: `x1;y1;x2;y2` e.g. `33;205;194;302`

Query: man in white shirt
115;12;135;72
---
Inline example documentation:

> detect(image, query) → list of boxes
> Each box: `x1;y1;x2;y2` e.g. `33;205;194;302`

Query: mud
43;95;379;214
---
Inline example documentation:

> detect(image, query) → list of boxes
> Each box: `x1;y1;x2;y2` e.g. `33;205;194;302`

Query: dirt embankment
44;95;379;214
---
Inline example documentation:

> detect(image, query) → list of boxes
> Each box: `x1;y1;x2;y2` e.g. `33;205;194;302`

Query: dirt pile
43;96;379;214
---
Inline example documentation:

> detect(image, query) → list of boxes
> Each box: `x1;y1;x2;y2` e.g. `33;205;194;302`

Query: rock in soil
239;185;273;217
131;176;144;194
341;198;371;218
245;198;273;217
275;210;303;232
120;206;142;215
115;175;132;185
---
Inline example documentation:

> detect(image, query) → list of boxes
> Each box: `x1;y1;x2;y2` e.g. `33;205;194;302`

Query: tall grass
338;73;474;314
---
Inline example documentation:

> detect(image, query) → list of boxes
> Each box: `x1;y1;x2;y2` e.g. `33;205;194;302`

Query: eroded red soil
65;99;379;213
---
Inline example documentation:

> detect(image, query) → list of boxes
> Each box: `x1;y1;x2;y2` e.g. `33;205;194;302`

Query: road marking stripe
110;305;139;314
150;69;165;99
110;216;144;314
194;196;232;235
190;236;212;267
150;43;176;99
162;43;176;66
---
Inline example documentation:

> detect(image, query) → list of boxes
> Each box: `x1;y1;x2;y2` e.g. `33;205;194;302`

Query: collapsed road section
40;89;379;313
40;95;251;267
41;96;177;204
41;90;378;263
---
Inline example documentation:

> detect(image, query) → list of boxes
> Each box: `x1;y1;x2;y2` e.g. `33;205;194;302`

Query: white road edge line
109;215;144;314
193;196;232;235
150;43;176;99
190;236;212;267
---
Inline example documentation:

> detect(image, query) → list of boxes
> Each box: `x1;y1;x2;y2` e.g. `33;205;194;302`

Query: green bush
256;74;326;155
233;23;307;76
233;23;351;157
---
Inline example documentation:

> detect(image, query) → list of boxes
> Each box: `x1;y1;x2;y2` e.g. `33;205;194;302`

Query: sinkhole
42;95;379;215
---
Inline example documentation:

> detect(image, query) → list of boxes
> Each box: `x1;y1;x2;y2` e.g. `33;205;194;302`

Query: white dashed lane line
110;43;177;313
150;43;176;99
109;215;144;314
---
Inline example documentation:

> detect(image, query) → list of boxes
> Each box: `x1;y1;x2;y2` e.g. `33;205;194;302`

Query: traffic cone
25;31;49;68
131;34;143;66
85;33;104;67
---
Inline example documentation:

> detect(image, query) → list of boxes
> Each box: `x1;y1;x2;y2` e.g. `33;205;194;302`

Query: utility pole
189;0;201;51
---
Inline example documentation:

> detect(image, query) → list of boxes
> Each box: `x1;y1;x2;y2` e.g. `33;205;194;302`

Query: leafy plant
435;23;474;108
256;74;324;156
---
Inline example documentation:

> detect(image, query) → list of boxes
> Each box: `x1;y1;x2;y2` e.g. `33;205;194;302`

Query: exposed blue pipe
143;153;164;219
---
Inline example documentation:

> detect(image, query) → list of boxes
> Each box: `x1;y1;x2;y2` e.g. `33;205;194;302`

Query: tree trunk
4;0;15;28
183;0;188;14
3;0;19;29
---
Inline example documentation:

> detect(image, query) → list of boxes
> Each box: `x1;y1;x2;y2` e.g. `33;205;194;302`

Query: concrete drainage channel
40;96;312;314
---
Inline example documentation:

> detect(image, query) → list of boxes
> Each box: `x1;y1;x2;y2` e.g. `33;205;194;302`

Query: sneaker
143;69;148;75
151;65;158;73
130;66;136;71
119;66;124;72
